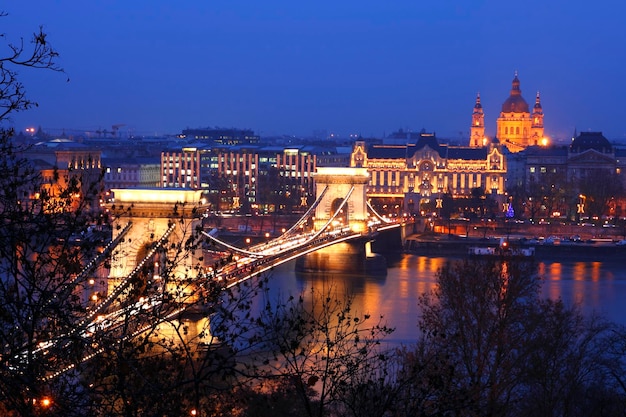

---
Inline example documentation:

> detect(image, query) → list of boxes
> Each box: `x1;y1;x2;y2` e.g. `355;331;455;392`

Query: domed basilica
470;72;544;153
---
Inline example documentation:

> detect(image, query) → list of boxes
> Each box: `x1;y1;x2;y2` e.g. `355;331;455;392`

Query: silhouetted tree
578;168;624;218
397;258;626;417
0;14;63;121
0;11;92;417
241;285;395;417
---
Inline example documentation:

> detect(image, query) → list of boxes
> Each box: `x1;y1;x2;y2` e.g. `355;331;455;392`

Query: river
257;254;626;346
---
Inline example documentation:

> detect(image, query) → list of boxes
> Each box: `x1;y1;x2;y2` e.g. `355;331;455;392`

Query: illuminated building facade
470;72;545;153
214;147;316;212
161;148;204;189
104;157;160;189
20;141;103;212
469;93;486;147
160;146;317;212
351;132;506;215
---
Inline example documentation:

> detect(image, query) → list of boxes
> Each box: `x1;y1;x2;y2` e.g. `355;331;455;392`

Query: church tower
469;93;486;147
530;91;544;145
497;72;538;152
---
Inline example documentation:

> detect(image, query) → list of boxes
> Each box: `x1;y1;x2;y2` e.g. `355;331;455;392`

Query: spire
533;91;542;111
511;71;521;95
474;92;482;109
470;91;485;147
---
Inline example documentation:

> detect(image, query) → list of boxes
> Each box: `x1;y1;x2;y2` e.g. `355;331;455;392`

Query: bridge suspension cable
309;185;355;240
78;222;177;328
201;186;332;257
201;231;265;258
46;222;134;309
20;222;178;377
280;185;329;239
200;185;357;272
45;297;188;381
367;200;392;224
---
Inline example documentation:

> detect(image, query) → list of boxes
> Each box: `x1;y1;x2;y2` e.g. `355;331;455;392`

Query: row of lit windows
68;159;100;170
165;157;196;162
220;163;257;169
162;175;197;180
220;156;256;163
278;171;309;177
164;162;199;168
504;126;525;135
163;169;194;175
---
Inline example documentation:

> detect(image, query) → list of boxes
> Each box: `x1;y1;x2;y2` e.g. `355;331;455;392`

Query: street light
578;194;585;214
436;194;443;234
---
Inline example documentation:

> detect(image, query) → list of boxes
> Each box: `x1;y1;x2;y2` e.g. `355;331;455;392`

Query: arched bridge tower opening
329;197;349;227
107;188;209;304
313;167;369;233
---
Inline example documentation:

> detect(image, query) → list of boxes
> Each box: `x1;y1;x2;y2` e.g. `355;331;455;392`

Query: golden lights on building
470;93;486;147
350;133;507;214
470;72;546;153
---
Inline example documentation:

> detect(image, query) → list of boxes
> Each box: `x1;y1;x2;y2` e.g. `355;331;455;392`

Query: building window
529;167;536;173
540;167;546;173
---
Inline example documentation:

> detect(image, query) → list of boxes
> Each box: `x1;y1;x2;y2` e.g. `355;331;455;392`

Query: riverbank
405;233;626;261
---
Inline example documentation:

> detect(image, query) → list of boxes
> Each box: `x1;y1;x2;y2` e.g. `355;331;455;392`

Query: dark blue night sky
4;1;626;142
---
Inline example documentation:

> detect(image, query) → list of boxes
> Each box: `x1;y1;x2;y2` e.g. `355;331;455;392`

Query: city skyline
3;1;626;141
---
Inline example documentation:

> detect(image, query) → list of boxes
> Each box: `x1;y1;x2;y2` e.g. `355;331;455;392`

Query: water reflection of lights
262;255;626;346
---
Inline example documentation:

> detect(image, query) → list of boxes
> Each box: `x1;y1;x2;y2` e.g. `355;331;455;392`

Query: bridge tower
107;188;208;302
313;167;369;233
297;167;388;274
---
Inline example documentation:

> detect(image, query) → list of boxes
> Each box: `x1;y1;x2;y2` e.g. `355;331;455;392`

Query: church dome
501;73;529;113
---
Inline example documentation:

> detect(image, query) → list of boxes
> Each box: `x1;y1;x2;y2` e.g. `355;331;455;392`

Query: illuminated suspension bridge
29;168;405;379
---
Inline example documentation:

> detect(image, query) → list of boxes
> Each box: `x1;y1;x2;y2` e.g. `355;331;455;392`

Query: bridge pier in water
293;167;410;275
295;237;387;275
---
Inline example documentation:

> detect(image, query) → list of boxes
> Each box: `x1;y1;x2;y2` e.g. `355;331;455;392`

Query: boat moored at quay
405;234;626;262
467;239;535;259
